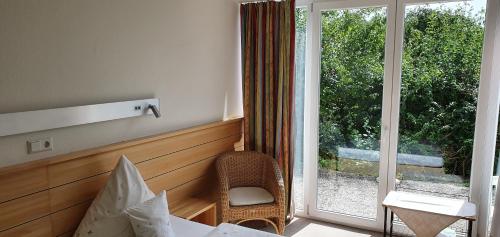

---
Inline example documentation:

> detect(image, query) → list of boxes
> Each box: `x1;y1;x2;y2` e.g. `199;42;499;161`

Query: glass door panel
293;6;309;212
317;6;388;220
395;0;486;235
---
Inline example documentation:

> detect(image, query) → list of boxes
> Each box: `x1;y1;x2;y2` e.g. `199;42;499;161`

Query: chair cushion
229;187;275;206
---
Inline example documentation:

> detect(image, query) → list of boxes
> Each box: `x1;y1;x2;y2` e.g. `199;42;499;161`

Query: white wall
0;0;243;168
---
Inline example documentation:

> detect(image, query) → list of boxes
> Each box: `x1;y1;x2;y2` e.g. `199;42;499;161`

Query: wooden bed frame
0;118;243;237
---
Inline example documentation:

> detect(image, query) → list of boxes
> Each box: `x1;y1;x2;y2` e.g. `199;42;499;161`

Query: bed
171;215;214;236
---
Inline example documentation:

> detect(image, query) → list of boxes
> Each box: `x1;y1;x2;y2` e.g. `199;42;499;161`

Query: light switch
28;137;53;154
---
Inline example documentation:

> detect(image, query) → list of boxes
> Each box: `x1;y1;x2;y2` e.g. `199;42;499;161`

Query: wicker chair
216;151;286;235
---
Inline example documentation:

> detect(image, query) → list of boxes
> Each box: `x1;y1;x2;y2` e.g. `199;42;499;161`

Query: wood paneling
0;217;52;237
49;174;109;211
48;135;238;214
136;135;238;180
56;233;73;237
0;191;51;232
48;121;241;187
48;153;120;189
0;118;242;237
0;167;48;203
50;201;91;236
166;175;215;204
147;157;217;193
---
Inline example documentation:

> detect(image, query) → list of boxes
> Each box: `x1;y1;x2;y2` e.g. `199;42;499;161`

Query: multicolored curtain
240;0;296;216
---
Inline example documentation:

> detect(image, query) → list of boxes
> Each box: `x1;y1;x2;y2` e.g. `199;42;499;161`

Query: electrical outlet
27;137;53;154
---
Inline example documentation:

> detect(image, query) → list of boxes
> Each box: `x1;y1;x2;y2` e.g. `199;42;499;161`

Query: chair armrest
216;160;231;209
264;159;285;207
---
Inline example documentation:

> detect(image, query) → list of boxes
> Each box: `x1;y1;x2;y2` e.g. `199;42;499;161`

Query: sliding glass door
316;4;388;220
306;0;396;230
392;0;487;235
304;0;488;233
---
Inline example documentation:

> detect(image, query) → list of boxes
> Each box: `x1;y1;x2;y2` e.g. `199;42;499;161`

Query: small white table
382;191;477;237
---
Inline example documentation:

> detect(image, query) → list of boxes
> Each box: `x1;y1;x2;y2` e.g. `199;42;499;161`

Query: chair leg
236;218;281;235
277;217;285;235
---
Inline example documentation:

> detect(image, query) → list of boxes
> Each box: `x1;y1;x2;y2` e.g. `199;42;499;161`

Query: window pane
318;7;387;219
293;7;308;211
396;1;486;235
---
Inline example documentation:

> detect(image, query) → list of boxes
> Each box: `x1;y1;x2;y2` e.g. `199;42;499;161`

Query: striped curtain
240;0;295;216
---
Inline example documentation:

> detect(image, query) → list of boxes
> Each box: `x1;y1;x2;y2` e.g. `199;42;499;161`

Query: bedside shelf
170;197;217;226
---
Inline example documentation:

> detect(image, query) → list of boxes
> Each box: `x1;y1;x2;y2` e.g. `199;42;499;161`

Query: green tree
399;6;484;176
319;8;387;158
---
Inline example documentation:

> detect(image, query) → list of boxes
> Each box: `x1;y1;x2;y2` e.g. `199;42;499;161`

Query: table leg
468;220;473;237
383;207;387;237
390;210;394;237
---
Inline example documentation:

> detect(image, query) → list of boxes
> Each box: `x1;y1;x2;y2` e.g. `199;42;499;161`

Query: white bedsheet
170;215;281;237
170;215;214;237
205;223;281;237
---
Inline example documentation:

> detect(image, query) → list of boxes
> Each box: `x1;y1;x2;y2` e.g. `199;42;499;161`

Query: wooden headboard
0;118;243;237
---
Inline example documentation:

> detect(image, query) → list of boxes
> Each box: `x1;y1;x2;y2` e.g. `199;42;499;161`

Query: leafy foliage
317;5;485;177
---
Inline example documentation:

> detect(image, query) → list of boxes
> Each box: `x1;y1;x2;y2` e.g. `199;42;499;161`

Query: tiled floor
261;217;382;237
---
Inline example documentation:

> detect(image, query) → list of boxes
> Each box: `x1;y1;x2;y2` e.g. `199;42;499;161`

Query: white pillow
126;190;176;237
74;155;155;237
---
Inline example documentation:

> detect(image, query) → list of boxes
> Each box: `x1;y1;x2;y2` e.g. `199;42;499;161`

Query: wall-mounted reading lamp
0;98;161;137
148;104;161;118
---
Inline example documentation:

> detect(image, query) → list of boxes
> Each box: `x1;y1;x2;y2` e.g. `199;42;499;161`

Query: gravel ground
292;168;495;236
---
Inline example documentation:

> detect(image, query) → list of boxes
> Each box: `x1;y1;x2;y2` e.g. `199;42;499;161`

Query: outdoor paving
292;168;484;236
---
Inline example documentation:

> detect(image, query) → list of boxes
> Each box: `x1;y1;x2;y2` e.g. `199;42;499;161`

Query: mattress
170;215;214;237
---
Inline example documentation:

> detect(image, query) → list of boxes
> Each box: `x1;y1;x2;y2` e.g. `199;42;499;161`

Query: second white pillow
126;190;176;237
